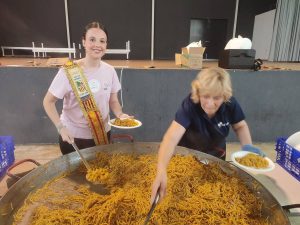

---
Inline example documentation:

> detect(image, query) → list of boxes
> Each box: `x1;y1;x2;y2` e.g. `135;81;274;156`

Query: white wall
252;9;276;60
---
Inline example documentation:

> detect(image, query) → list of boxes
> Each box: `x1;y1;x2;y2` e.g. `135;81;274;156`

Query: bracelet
56;122;66;134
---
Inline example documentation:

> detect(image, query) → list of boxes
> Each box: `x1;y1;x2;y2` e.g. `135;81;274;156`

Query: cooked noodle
236;153;269;169
13;153;269;225
86;168;110;183
112;118;138;127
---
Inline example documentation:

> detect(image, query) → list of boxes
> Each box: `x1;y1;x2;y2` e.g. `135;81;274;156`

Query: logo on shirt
103;82;110;91
88;79;100;93
217;121;229;128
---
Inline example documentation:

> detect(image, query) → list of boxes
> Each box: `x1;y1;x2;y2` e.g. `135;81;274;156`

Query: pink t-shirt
49;61;121;139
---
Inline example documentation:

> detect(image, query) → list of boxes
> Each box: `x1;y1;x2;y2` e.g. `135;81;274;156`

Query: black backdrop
0;0;276;60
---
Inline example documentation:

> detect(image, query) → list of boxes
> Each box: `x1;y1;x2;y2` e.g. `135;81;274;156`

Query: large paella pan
0;142;290;224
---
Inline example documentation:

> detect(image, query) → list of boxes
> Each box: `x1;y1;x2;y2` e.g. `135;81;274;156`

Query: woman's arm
151;121;186;203
43;91;73;143
109;92;129;118
232;120;266;156
232;120;252;146
157;121;186;172
43;91;61;129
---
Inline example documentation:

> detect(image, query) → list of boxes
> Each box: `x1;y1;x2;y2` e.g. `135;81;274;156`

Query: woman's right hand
60;127;74;144
118;113;134;120
150;169;167;204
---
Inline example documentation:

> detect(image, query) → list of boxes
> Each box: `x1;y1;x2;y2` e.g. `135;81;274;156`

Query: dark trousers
59;131;111;155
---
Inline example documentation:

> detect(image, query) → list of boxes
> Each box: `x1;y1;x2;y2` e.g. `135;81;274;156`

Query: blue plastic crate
275;137;300;182
0;136;15;178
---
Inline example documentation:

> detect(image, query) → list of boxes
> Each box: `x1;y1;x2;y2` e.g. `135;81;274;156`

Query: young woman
150;67;264;203
43;22;131;155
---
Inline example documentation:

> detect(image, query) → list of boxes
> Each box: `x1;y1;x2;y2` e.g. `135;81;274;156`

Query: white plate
231;151;275;173
108;118;142;129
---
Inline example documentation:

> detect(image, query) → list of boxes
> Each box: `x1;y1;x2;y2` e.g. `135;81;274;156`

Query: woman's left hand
242;144;266;157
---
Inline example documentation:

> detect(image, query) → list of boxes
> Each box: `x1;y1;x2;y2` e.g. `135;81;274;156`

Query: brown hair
82;21;108;41
191;67;232;103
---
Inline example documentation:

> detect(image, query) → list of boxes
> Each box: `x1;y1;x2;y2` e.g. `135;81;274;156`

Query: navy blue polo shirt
175;94;245;158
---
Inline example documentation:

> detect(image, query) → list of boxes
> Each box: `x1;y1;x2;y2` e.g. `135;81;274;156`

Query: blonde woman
151;67;264;203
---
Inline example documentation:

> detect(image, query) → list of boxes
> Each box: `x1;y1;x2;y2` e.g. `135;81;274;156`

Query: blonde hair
191;67;232;103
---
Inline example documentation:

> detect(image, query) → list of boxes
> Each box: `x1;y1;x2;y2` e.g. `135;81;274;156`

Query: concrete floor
1;142;299;224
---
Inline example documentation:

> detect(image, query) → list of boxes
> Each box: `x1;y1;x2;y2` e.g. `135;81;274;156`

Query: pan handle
282;204;300;216
282;204;300;211
6;159;41;179
110;134;134;143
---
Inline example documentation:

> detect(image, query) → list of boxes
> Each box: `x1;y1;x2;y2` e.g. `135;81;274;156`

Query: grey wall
0;67;59;143
1;67;299;144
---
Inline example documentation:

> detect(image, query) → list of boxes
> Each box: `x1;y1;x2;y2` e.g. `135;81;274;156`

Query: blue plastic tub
0;136;15;178
275;137;300;182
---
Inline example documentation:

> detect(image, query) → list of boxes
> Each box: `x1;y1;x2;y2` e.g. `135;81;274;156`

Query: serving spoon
72;143;91;170
143;191;160;225
71;142;110;195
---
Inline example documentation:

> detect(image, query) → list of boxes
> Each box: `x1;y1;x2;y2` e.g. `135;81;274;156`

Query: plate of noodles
109;118;142;129
231;151;275;173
